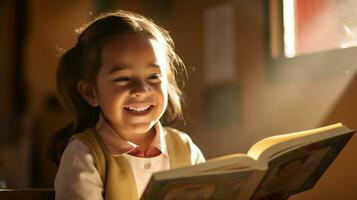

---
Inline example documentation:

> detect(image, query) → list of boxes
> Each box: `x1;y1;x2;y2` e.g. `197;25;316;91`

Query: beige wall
25;0;94;116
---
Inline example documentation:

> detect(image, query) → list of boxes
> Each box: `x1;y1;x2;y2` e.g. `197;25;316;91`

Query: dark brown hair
48;10;185;165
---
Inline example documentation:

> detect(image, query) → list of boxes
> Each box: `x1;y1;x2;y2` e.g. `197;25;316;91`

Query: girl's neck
112;126;156;152
116;126;156;152
100;115;156;151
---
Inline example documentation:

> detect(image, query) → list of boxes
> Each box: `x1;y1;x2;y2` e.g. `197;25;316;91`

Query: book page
249;132;353;200
154;153;257;181
247;123;351;162
141;169;257;200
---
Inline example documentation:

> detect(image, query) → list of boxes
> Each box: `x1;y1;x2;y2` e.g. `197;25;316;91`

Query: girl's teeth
126;105;151;111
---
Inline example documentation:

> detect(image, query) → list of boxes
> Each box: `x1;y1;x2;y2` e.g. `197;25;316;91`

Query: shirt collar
95;114;168;157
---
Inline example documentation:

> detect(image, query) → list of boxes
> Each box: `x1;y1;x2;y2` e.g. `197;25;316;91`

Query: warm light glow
283;0;296;58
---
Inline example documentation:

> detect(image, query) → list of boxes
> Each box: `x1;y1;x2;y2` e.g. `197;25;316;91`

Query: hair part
48;10;186;165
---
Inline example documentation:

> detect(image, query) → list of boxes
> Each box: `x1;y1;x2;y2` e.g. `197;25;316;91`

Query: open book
140;123;354;200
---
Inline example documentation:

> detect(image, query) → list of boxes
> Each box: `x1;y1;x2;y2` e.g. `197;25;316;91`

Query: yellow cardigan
71;127;193;200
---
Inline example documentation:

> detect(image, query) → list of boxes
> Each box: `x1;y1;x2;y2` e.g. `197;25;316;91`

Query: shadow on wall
291;74;357;200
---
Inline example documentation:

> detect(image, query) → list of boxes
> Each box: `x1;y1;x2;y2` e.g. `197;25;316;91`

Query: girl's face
95;33;168;136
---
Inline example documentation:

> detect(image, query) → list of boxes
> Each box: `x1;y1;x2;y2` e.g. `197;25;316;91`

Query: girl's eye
148;73;162;80
114;77;131;82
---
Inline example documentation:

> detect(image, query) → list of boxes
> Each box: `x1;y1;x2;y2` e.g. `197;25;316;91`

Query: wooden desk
0;188;54;200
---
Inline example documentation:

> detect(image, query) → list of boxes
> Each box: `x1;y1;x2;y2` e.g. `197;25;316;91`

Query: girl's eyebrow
107;65;130;75
108;64;161;75
148;63;161;69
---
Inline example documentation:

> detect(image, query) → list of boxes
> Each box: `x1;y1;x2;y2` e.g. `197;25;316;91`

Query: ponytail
48;47;100;165
47;122;74;165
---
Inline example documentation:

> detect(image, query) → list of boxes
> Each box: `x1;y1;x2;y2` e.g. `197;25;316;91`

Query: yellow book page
247;123;350;162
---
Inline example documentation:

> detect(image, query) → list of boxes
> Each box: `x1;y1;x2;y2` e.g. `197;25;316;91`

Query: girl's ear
77;80;99;107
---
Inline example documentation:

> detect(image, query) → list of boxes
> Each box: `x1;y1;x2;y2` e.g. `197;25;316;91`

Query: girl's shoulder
163;126;206;165
69;129;102;152
70;128;97;142
69;128;107;181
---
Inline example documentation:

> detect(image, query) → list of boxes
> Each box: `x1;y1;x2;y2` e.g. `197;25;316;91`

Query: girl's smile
123;103;155;116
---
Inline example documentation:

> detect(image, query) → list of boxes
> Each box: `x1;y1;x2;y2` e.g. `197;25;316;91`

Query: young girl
48;10;205;200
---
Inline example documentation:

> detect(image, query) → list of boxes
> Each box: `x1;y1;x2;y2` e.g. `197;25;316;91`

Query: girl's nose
130;79;151;98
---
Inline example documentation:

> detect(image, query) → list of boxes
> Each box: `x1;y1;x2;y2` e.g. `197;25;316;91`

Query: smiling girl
49;10;205;200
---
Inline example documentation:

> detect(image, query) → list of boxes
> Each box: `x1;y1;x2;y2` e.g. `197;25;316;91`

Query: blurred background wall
1;0;357;199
